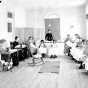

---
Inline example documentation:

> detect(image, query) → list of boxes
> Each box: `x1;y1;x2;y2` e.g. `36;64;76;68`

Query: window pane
8;12;13;18
8;23;12;32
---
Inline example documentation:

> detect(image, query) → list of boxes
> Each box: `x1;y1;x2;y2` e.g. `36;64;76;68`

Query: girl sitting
29;40;45;65
48;40;58;58
38;40;47;58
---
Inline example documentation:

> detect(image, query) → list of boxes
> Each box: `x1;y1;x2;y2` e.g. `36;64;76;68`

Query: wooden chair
30;46;44;65
0;53;13;71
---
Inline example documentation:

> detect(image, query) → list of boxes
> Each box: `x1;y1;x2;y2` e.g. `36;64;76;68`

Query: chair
0;59;11;71
30;46;44;65
0;53;13;71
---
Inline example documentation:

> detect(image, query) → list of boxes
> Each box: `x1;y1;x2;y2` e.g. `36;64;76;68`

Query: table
15;44;28;61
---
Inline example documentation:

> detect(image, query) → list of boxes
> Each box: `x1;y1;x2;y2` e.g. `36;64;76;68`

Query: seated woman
13;36;19;49
29;41;37;56
26;36;36;56
70;43;85;61
70;34;85;60
73;34;83;47
70;39;87;70
29;39;44;64
48;40;58;58
38;40;47;58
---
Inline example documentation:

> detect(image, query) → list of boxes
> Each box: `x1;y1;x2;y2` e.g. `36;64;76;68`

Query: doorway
45;18;60;40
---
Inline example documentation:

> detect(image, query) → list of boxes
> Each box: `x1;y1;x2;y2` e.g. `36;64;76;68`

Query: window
8;12;13;18
8;23;12;32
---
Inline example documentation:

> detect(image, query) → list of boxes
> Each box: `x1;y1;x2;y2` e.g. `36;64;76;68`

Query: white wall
0;1;7;37
0;1;15;46
26;8;45;41
14;7;26;28
59;5;86;40
6;0;87;42
0;0;87;46
86;4;88;39
26;4;86;41
14;7;34;42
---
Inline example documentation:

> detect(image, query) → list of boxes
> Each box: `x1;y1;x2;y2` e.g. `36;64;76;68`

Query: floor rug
38;60;60;74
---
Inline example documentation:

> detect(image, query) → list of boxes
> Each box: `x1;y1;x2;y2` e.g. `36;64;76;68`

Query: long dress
29;43;37;55
48;43;58;56
70;44;85;61
38;43;47;55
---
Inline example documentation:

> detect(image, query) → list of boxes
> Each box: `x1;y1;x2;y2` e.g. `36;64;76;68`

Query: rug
38;60;60;74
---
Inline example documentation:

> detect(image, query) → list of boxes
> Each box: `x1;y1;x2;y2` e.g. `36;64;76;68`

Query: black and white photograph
0;0;88;88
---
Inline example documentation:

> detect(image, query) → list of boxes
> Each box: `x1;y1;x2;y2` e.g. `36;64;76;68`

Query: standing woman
45;29;53;41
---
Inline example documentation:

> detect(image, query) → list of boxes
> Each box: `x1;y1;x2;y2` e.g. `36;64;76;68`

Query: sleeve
51;34;53;40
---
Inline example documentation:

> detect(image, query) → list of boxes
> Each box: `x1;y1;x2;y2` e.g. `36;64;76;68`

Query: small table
15;45;28;60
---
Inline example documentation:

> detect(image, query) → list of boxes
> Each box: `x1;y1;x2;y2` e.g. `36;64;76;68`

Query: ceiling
7;0;87;9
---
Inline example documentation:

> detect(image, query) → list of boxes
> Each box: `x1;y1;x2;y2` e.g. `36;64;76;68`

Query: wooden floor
0;56;88;88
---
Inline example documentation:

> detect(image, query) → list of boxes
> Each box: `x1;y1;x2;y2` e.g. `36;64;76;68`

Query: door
45;18;60;40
